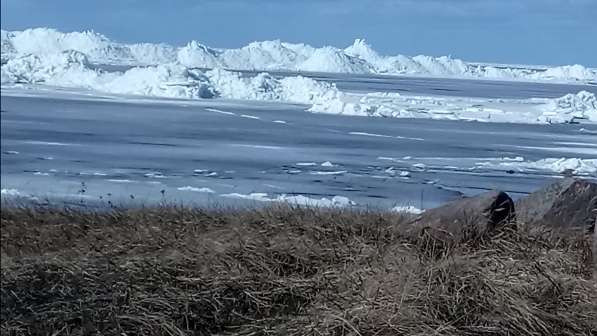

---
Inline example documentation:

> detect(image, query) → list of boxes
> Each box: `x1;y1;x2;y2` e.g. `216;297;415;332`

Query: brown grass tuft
1;205;595;335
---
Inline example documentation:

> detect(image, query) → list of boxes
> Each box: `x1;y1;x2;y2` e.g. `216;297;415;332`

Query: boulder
515;178;597;232
408;190;515;245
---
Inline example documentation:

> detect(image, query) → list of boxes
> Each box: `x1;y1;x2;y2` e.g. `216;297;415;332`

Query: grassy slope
1;206;596;335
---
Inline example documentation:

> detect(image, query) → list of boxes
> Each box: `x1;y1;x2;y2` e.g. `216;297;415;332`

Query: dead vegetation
1;205;595;335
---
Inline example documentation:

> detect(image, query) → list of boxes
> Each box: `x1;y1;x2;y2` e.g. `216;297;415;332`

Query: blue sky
1;0;596;66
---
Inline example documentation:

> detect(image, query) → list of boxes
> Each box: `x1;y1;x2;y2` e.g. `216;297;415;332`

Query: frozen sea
1;75;596;209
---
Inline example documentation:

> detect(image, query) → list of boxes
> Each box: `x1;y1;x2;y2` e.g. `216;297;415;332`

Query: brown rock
408;190;515;245
515;178;597;231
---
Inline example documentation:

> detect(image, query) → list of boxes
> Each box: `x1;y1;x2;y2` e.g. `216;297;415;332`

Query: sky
1;0;596;67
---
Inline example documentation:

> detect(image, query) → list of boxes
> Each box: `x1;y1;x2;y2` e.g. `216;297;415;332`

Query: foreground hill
1;204;595;335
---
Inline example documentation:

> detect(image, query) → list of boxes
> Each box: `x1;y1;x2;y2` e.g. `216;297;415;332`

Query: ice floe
221;192;356;207
391;205;424;215
539;91;597;123
310;91;597;124
476;157;597;176
177;186;215;193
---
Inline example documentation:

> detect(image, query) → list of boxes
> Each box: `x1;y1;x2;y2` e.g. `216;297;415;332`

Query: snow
2;27;596;83
1;50;343;103
1;50;99;86
310;91;597;124
1;27;176;65
101;64;216;99
2;28;597;125
200;68;345;106
344;39;383;66
391;205;424;215
221;192;356;207
279;195;355;207
413;163;427;169
23;141;76;146
535;64;597;82
310;171;347;175
4;28;112;59
298;46;373;73
411;55;469;77
476;157;597;176
205;69;278;100
107;179;136;183
240;114;260;120
378;155;596;177
220;40;314;71
525;158;597;175
177;41;221;68
1;188;23;197
349;132;393;138
539;91;597;123
177;186;215;193
1;53;215;99
348;131;423;141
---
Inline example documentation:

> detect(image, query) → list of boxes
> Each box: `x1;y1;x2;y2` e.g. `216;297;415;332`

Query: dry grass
1;205;595;335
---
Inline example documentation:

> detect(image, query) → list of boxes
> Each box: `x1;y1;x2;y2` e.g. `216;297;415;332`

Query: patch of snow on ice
578;128;597;136
477;157;597;176
1;188;23;197
540;91;597;123
221;192;356;207
240;114;260;120
311;90;597;125
391;205;424;215
230;144;283;150
310;170;347;175
24;141;76;146
177;186;215;193
349;131;393;138
107;179;136;183
206;108;236;116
